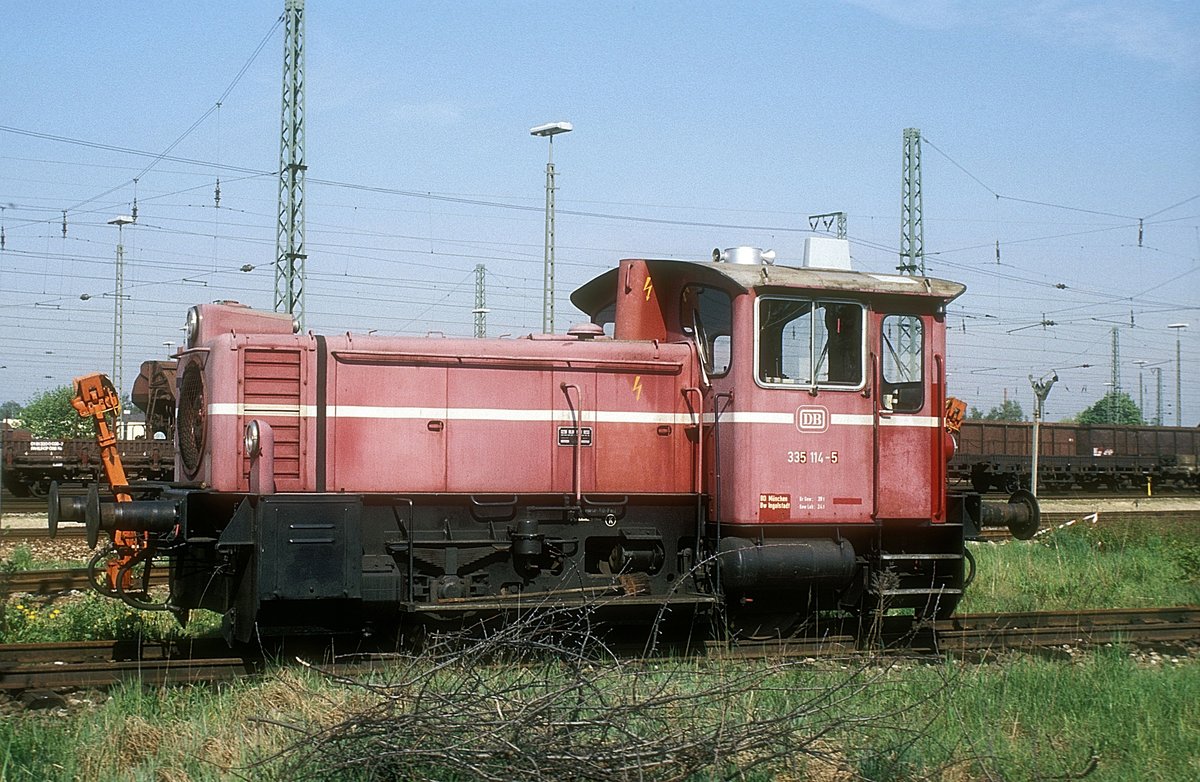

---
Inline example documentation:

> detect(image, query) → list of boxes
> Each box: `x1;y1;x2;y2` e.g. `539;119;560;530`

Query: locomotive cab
573;243;988;620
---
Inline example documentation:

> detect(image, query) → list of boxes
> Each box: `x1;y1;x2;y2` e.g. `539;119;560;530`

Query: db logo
796;405;829;433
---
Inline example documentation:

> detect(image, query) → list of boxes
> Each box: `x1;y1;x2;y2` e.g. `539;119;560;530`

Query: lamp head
530;122;573;138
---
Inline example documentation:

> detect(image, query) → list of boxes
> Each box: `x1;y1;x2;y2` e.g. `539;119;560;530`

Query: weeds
0;545;36;573
0;590;220;643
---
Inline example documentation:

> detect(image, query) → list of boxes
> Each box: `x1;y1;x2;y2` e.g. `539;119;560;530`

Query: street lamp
1133;359;1148;419
108;214;135;400
530;121;573;334
1168;323;1187;425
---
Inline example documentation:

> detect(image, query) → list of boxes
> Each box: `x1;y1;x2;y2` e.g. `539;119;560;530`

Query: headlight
185;306;201;347
244;420;261;459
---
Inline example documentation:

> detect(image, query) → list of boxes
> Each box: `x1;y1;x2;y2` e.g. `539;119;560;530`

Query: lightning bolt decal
632;375;643;401
643;276;654;302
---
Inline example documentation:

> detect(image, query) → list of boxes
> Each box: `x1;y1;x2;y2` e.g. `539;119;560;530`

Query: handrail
934;353;945;520
560;382;584;506
682;387;705;494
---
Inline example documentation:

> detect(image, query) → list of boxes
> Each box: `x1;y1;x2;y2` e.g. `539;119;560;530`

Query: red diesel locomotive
50;244;1037;642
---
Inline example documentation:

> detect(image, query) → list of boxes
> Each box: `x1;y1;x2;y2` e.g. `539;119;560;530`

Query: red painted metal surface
182;257;968;529
182;319;700;496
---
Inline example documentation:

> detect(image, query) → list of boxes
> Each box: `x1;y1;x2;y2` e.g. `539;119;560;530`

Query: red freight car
51;245;1036;642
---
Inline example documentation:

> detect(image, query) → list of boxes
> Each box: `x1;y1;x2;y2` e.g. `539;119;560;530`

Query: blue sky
1;1;1197;424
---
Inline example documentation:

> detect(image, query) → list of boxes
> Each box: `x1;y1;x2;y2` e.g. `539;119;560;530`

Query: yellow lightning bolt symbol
643;276;654;302
632;375;643;401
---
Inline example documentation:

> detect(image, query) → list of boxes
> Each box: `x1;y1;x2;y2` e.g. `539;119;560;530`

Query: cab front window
682;285;732;376
757;297;863;389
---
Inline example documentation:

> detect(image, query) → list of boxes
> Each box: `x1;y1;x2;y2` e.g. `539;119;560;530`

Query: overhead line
65;16;283;215
923;135;1199;225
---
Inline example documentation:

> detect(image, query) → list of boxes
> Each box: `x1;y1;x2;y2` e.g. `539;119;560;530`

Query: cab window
591;301;616;337
880;314;924;411
682;286;732;376
757;297;863;388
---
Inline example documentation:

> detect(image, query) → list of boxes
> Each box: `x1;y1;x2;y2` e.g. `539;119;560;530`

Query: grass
961;517;1200;613
0;547;37;573
0;648;1195;781
1;518;1197;780
0;545;83;573
0;668;363;781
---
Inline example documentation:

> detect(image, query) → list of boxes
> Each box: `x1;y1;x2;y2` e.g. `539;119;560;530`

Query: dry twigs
247;599;929;781
246;585;1102;781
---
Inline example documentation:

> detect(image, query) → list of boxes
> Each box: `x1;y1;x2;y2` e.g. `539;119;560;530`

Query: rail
1;567;168;597
0;639;253;690
1;607;1194;693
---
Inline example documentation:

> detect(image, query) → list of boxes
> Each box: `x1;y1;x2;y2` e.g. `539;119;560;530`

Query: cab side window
880;314;924;411
758;297;863;388
591;301;616;337
682;286;732;376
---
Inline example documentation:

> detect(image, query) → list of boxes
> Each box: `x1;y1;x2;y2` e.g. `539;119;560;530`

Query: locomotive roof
571;258;966;315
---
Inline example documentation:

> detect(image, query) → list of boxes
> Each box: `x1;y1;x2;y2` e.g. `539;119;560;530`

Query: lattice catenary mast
473;264;488;339
899;128;924;276
894;128;924;378
275;0;307;327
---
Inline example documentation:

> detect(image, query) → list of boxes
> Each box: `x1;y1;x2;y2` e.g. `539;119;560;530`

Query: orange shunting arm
71;373;144;589
944;396;967;434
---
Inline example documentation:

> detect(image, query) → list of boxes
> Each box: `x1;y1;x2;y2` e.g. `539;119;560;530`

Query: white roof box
802;236;852;271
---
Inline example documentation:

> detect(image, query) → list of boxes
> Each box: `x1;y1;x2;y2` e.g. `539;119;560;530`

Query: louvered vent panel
243;349;302;481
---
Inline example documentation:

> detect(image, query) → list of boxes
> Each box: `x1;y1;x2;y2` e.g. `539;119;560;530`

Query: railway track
0;639;253;691
933;606;1200;652
1;567;168;597
0;497;54;516
718;606;1200;657
1;527;85;540
1;607;1194;692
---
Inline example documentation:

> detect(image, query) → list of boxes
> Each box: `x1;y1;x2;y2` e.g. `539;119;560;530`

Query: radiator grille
177;362;204;478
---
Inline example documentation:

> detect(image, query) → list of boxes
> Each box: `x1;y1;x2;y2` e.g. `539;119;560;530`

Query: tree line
968;390;1146;425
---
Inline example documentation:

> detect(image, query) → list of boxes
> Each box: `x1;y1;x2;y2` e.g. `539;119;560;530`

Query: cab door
736;296;875;525
875;313;937;519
